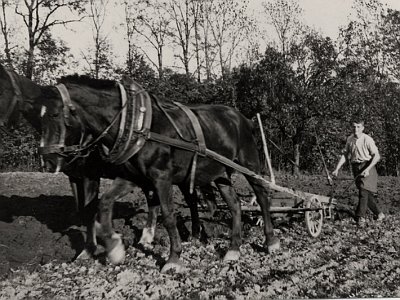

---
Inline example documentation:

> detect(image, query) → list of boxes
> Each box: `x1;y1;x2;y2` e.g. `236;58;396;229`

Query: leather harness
102;80;152;165
40;80;208;192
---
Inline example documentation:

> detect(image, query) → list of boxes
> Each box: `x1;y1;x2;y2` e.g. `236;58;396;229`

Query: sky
52;0;400;72
253;0;400;40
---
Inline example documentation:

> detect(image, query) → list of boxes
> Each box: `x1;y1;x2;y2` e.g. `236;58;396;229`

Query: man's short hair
351;115;365;125
352;120;365;125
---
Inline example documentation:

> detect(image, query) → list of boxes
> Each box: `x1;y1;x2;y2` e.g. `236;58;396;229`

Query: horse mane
57;74;176;108
58;74;117;90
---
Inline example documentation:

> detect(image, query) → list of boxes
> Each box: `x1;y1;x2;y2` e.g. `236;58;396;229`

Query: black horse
39;75;280;272
0;65;215;260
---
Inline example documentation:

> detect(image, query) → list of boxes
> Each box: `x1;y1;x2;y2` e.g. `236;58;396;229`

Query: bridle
38;84;85;158
0;70;23;134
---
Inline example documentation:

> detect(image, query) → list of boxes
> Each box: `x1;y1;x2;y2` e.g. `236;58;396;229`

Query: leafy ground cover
0;172;399;299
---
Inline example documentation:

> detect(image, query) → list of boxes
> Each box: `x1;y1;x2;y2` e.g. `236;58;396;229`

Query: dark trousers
355;188;381;218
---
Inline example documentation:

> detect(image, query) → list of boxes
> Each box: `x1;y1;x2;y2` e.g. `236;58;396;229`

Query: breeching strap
172;101;207;193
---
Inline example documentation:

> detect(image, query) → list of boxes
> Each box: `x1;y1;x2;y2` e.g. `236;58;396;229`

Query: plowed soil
1;172;399;299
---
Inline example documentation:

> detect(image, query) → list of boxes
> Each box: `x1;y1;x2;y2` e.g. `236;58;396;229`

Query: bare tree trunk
0;0;13;68
219;42;225;80
293;143;300;176
26;36;35;79
194;14;201;82
158;48;163;79
95;33;100;79
203;3;212;81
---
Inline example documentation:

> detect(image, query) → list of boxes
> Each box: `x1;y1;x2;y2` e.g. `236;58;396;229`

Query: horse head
39;85;86;173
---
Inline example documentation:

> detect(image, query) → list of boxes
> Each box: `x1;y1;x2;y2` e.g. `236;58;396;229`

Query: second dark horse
0;65;215;259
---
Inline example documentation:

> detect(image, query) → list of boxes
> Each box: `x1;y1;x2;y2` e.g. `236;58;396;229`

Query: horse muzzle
40;153;64;174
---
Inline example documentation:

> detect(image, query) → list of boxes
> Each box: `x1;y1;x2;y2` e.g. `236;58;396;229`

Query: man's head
352;119;365;137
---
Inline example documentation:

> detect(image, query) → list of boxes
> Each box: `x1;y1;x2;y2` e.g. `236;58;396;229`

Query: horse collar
101;81;152;164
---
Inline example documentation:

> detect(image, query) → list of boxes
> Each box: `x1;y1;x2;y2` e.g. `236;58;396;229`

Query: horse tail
234;114;263;175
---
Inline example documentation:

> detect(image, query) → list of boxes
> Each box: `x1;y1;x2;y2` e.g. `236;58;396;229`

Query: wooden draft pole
256;113;275;184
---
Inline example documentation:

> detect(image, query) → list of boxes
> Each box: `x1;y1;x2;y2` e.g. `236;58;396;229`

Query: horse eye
49;113;59;118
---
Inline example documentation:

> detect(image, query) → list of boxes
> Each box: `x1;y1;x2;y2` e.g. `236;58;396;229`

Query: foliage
262;0;306;54
14;0;87;79
116;49;158;88
0;120;40;171
31;31;73;85
3;0;400;176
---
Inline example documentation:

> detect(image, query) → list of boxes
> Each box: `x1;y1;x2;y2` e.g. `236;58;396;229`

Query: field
0;172;400;299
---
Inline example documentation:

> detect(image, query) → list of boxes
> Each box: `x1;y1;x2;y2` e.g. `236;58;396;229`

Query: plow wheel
305;197;323;237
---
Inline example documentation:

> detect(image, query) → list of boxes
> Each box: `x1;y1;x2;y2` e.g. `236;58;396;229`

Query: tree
123;0;172;79
0;0;14;68
262;0;306;55
167;0;197;77
82;0;113;79
33;31;72;84
14;0;86;79
381;9;400;81
235;31;339;175
204;0;254;79
338;0;386;78
116;47;157;88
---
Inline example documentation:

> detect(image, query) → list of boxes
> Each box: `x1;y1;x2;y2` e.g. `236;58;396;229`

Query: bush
0;120;41;172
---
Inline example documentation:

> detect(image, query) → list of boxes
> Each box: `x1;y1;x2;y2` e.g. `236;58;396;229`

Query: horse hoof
139;242;154;250
266;237;280;254
139;227;155;245
223;250;240;262
76;249;92;260
108;234;126;265
161;262;185;273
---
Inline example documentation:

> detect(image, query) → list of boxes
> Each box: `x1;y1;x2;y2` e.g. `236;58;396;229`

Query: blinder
38;84;84;157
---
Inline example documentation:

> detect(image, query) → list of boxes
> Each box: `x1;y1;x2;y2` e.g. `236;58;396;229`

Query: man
332;119;385;225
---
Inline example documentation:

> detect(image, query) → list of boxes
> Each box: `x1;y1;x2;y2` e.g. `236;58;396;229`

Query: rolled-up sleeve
366;136;379;155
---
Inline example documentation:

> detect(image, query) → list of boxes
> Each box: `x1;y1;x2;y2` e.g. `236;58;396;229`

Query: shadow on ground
0;195;147;277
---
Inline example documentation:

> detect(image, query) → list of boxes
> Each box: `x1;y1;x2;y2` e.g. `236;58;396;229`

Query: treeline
1;0;400;175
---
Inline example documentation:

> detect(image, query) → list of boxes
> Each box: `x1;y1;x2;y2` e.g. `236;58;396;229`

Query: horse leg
97;177;136;265
245;175;280;253
152;178;182;273
179;184;201;240
139;188;160;247
214;175;242;262
69;177;82;216
69;176;100;260
199;184;217;217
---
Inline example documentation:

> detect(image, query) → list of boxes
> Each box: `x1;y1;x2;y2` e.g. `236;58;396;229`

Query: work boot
376;212;385;221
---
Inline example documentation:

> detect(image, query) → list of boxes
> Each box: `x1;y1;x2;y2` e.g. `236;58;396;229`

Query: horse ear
121;74;135;85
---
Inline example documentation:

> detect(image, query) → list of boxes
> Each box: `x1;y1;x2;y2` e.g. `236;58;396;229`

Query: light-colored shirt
343;133;379;163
